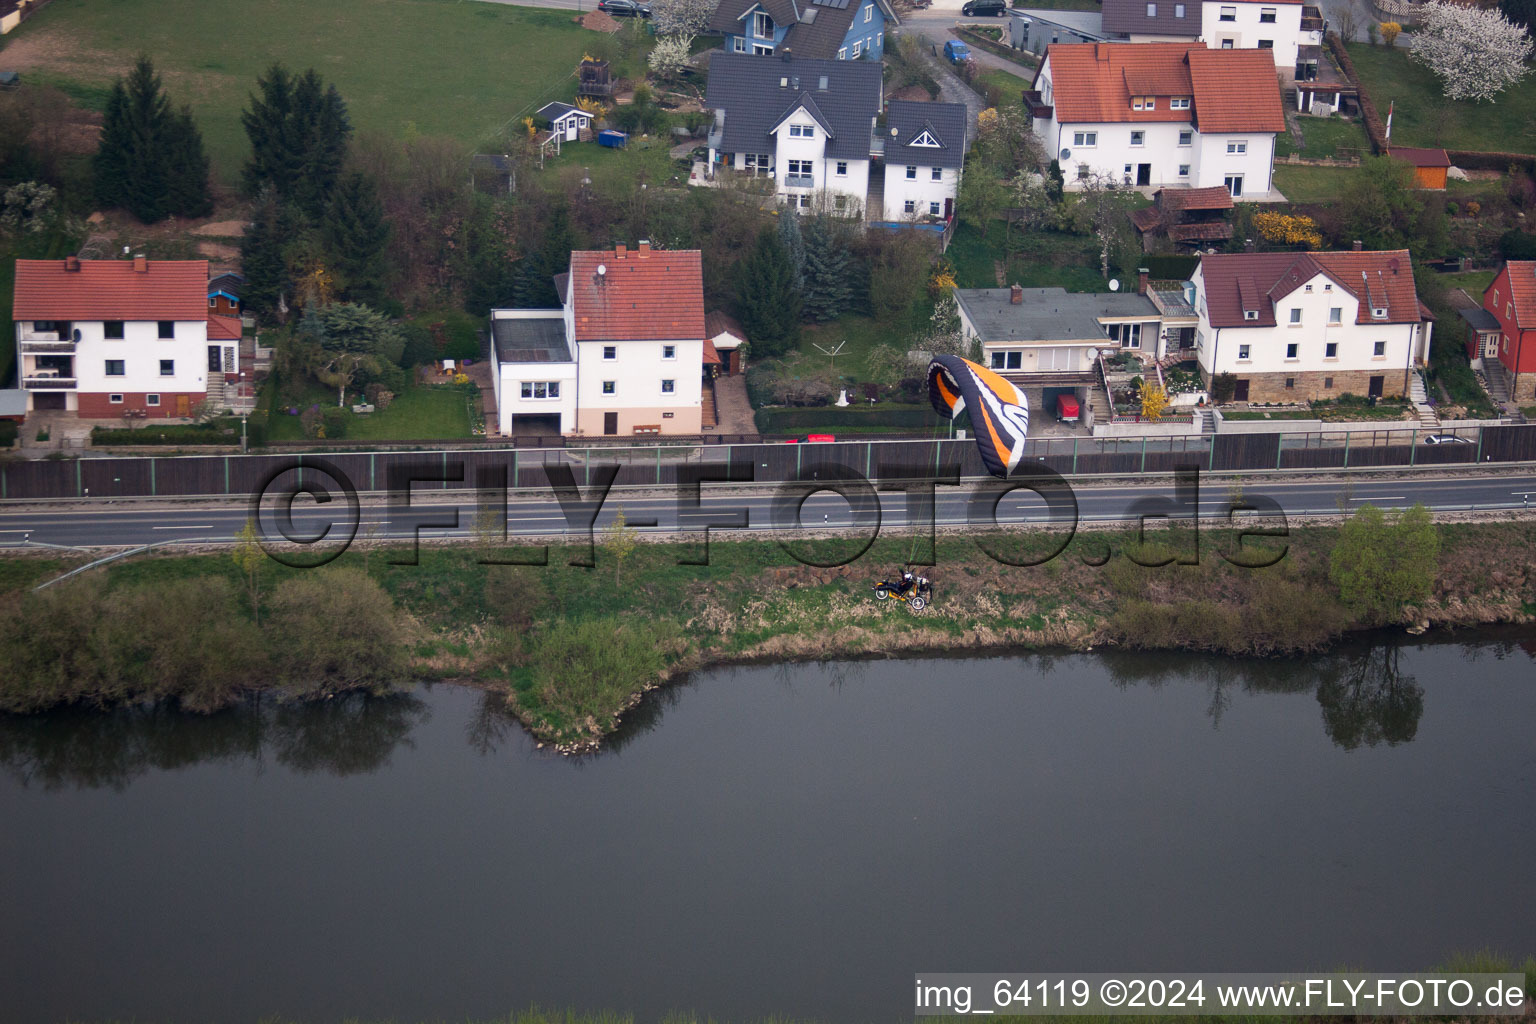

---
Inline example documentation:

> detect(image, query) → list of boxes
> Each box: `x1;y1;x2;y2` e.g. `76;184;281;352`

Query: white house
880;99;967;223
703;52;883;215
1190;248;1432;404
12;256;236;419
490;242;708;437
1100;0;1325;78
1027;42;1285;198
536;102;595;143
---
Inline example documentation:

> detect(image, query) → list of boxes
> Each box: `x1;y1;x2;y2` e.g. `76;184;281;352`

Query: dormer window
1132;96;1155;110
789;124;815;138
754;11;773;36
1170;97;1190;109
1243;310;1259;321
1372;306;1388;319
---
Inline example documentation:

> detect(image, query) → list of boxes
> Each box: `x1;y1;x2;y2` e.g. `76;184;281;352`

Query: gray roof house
1100;0;1199;38
705;0;898;61
1008;8;1111;55
885;99;969;167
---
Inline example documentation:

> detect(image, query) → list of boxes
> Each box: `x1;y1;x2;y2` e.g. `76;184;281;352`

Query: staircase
1478;356;1513;410
701;378;719;429
1197;407;1217;434
1087;383;1112;424
204;376;228;414
865;169;886;223
1408;370;1440;431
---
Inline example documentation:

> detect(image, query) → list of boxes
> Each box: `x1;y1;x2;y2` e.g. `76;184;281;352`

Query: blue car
943;39;973;64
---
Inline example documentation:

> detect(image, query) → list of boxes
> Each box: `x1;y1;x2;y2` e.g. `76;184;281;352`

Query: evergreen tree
512;205;574;308
321;171;390;305
463;194;519;316
777;208;805;292
241;187;302;322
800;214;852;323
163;105;213;220
736;228;801;358
93;80;133;211
241;65;352;218
93;57;172;222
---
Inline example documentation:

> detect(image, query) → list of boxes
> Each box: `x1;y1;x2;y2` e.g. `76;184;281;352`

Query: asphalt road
4;472;1535;551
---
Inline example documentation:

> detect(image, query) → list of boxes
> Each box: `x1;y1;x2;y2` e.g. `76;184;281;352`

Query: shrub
266;568;409;696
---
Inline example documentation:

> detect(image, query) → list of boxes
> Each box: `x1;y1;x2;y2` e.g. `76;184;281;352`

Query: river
2;637;1534;1023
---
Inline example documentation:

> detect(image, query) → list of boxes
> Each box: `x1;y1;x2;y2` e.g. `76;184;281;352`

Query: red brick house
1482;261;1536;403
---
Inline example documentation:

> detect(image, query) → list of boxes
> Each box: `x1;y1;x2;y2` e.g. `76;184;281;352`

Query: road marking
152;525;214;530
1356;496;1405;501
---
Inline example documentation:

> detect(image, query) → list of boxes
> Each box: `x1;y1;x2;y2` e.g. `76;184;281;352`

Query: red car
785;434;836;443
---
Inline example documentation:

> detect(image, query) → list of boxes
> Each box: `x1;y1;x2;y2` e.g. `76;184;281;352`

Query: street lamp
241;413;248;453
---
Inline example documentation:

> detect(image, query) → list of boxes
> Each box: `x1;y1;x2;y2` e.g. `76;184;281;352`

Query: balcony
19;337;77;354
23;375;77;389
784;174;814;188
869;134;885;158
1023;90;1053;121
1300;5;1325;31
707;128;723;150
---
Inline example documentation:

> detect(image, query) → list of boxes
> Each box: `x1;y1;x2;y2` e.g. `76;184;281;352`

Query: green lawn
973;66;1033;104
1274;116;1369;160
949;221;1120;292
541;130;691;196
1346;43;1536;154
267;382;473;441
3;0;649;181
1440;269;1496;300
1273;163;1361;203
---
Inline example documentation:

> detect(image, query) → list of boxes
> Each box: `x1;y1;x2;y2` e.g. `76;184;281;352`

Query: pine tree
736;228;801;358
800;214;852;323
93;79;132;211
777;208;805;292
241;65;352;218
93;57;172;222
241;64;300;200
321;171;390;305
241;187;301;321
163;105;213;219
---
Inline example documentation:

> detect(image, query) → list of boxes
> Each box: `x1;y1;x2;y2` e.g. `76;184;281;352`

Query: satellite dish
1059;147;1071;160
72;328;82;342
891;126;898;136
597;264;607;276
1108;279;1120;292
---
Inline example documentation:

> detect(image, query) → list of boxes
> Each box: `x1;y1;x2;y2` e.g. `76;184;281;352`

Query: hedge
91;422;244;446
1141;254;1198;281
0;420;18;446
755;404;937;434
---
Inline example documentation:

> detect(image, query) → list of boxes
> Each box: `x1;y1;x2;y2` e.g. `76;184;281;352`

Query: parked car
961;0;1007;16
943;39;973;64
597;0;651;16
1423;433;1473;445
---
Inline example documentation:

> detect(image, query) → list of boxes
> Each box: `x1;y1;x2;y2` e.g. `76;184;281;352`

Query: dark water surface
2;638;1534;1024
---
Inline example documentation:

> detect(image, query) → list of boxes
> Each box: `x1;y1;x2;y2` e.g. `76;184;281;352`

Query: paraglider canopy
927;355;1030;479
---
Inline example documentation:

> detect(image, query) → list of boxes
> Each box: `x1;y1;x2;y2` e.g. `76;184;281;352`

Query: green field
1274;116;1369;160
267;382;474;441
0;0;646;182
1346;43;1536;154
1273;162;1361;203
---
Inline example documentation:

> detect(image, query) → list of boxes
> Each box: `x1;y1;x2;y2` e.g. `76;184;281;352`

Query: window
1493;288;1500;306
104;321;124;339
1373;341;1387;356
755;43;774;53
603;345;617;360
1106;322;1142;348
1226;173;1244;197
520;381;560;399
1130;131;1145;146
1372;306;1388;319
1305;284;1313;292
788;124;815;138
787;159;813;183
159;359;174;376
1219;5;1235;19
991;350;1023;369
661;379;675;394
1146;2;1156;14
105;359;125;376
1238;344;1251;360
1324;283;1332;291
146;394;160;407
798;195;811;209
157;321;174;339
1285;343;1298;359
864;3;872;20
754;10;772;36
1077;164;1090;179
1178;130;1192;146
1328;307;1342;323
1285;377;1296;389
1243;310;1258;321
1259;6;1276;21
836;161;848;176
1227;140;1247;154
209;297;217;308
1258;38;1273;48
851;40;862;57
877;31;883;48
1174;2;1184;14
906;164;917;179
109;394;123;404
837;46;846;58
1325;342;1338;358
661;345;676;360
1178;164;1190;176
1289;308;1302;324
735;37;747;52
602;380;616;395
1171;97;1190;109
1073;131;1096;147
929;201;941;215
1324;376;1334;389
931;166;942;180
1221;38;1234;47
904;199;916;213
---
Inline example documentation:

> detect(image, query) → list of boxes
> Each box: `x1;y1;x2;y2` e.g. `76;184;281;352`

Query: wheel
874;587;890;600
909;595;927;612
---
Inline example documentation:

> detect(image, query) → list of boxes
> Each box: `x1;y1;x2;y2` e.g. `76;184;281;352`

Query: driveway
899;8;1041;79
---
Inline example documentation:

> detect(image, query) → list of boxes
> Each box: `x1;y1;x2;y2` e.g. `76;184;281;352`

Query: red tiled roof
1042;43;1283;133
208;313;243;341
1159;185;1234;213
1387;146;1451;169
1167;221;1233;242
704;309;747;342
1199;250;1422;328
568;246;705;342
14;258;210;321
703;338;723;365
1501;260;1536;330
1130;206;1163;232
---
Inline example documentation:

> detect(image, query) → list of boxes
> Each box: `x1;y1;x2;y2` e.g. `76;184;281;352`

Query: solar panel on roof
813;0;849;10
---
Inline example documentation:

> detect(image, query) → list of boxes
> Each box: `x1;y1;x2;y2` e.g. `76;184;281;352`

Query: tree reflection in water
0;691;430;791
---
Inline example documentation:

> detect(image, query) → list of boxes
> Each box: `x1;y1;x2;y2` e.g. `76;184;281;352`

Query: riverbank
2;517;1534;749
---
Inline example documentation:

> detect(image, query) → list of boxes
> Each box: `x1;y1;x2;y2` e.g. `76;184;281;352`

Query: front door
603;411;618;435
1225;175;1244;198
176;395;191;417
1233;379;1250;402
944;197;954;220
1485;333;1500;358
1137;163;1151;186
565;119;579;142
1367;375;1384;398
208;345;222;372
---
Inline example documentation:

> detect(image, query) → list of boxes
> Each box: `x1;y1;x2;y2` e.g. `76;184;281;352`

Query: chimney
1010;283;1023;305
781;47;793;61
64;256;81;272
1244;238;1255;253
615;243;627;260
1352;239;1363;251
637;239;651;257
1137;267;1150;294
132;255;147;272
